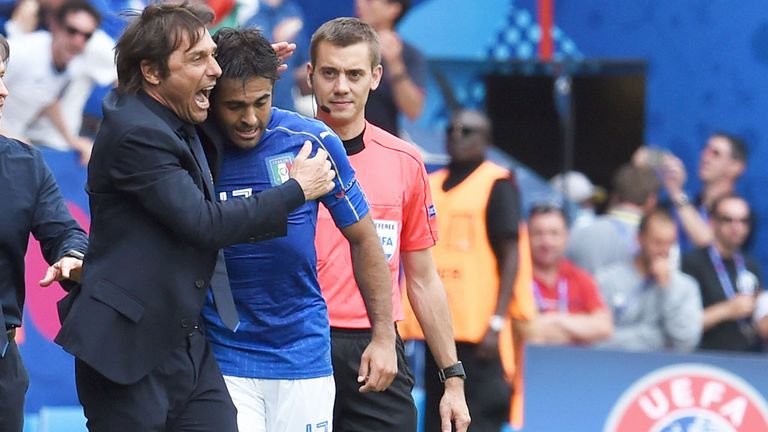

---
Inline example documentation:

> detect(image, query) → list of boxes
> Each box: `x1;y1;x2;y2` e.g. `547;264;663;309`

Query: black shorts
331;327;417;432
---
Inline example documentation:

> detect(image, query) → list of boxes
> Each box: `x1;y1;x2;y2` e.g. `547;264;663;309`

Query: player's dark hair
55;0;102;26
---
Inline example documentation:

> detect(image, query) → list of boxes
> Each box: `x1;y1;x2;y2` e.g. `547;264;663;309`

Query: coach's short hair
310;17;381;70
115;2;214;94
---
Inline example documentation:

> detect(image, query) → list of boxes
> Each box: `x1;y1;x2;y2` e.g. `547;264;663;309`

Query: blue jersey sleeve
316;128;369;228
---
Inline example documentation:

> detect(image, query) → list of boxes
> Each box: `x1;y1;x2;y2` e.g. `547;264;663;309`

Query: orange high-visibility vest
399;160;535;428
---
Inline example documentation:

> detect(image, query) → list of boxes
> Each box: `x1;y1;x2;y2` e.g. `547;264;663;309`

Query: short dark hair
711;131;748;163
115;2;214;95
55;0;101;26
611;163;660;206
212;27;279;85
310;17;381;70
528;202;568;226
0;34;8;63
638;207;675;235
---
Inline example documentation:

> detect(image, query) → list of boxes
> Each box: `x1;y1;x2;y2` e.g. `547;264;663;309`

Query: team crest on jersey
604;364;768;432
266;153;294;186
373;219;399;261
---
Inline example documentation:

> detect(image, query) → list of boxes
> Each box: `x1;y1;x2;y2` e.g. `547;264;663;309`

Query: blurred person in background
549;170;605;230
525;203;613;346
636;133;747;251
415;108;534;432
308;17;470;432
242;0;304;111
567;163;661;276
0;33;88;432
595;208;702;352
355;0;425;136
682;194;763;353
1;0;115;165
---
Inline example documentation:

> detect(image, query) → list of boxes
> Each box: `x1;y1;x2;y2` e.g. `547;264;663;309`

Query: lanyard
707;246;750;298
532;278;569;313
608;214;639;254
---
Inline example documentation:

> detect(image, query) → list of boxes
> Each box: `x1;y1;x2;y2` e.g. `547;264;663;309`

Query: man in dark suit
54;3;334;431
0;34;88;432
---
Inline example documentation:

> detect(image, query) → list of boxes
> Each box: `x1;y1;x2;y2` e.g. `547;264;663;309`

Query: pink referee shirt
315;122;439;328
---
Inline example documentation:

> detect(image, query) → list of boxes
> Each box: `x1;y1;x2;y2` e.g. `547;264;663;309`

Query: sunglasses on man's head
64;24;94;41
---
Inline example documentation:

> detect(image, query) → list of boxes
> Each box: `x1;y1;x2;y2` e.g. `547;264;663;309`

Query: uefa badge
604;364;768;431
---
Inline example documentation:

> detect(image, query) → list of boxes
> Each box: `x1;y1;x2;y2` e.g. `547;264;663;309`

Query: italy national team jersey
202;107;369;379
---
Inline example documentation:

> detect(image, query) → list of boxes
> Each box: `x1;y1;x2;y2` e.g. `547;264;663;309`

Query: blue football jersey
202;107;369;379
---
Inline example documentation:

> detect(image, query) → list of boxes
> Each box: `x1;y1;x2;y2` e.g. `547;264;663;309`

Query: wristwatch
62;249;85;260
488;314;505;332
438;361;466;383
673;193;690;208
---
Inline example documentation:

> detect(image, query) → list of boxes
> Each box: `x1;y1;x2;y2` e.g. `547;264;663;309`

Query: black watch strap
438;361;466;383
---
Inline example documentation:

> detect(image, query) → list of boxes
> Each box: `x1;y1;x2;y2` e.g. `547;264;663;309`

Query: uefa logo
604;364;768;432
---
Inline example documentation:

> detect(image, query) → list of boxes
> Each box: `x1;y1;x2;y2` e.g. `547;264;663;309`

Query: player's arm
339;216;397;392
402;247;470;432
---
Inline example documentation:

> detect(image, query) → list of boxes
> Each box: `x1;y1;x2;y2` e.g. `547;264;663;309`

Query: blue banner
523;345;768;431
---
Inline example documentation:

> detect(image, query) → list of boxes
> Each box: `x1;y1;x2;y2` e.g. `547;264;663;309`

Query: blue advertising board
523;345;768;431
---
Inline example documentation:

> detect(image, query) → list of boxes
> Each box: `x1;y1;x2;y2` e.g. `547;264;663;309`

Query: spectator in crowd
681;194;763;353
355;0;425;135
549;170;604;230
595;208;702;352
308;17;469;432
414;108;534;432
0;33;88;432
54;4;334;429
525;203;613;346
753;290;768;346
567;163;661;276
242;0;304;111
199;27;397;431
2;0;115;165
638;133;747;251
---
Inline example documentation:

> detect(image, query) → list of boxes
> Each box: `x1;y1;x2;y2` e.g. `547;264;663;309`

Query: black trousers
75;327;237;432
424;342;511;432
0;340;28;432
331;327;417;432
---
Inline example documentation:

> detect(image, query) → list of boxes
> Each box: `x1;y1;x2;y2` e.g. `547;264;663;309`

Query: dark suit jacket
0;137;87;329
55;90;305;384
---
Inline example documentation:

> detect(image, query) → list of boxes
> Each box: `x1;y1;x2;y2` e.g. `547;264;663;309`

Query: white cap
550;171;596;203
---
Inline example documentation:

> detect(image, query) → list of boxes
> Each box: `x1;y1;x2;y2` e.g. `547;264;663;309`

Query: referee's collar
342;125;366;156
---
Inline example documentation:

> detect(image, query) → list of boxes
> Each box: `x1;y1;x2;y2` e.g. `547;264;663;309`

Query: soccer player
198;27;397;432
